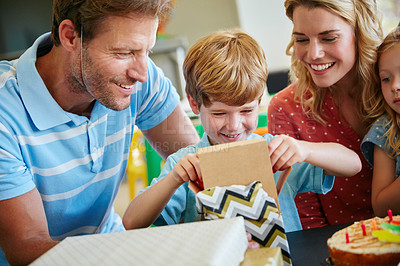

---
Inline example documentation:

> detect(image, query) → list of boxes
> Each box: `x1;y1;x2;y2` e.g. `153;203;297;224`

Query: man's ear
187;95;200;115
58;20;80;52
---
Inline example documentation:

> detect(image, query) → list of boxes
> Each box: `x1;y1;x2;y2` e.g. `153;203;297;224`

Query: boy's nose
227;114;241;131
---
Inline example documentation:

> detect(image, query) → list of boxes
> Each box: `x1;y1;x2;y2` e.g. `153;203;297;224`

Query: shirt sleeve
268;86;298;138
0;121;35;200
276;162;334;196
361;116;391;166
134;58;180;131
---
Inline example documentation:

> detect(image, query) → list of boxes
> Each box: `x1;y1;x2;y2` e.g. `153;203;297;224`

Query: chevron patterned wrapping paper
196;181;292;266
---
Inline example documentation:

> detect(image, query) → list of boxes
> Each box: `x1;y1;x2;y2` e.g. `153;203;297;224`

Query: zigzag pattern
196;181;292;266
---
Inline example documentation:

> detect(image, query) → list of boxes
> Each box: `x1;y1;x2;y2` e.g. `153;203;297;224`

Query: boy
122;29;361;232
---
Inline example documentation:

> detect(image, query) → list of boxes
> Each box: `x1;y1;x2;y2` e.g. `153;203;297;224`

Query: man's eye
117;52;132;58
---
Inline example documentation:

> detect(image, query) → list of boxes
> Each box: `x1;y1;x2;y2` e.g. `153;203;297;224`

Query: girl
362;26;400;217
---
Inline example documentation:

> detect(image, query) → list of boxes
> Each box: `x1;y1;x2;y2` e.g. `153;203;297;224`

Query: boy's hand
170;153;202;188
268;135;309;173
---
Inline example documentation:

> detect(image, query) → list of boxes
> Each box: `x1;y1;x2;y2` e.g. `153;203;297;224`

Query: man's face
75;14;158;111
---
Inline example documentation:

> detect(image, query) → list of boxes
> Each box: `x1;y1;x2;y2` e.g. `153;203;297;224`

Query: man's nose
127;54;148;83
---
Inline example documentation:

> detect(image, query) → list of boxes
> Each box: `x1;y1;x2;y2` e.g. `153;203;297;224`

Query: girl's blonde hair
363;26;400;157
183;29;268;107
284;0;383;124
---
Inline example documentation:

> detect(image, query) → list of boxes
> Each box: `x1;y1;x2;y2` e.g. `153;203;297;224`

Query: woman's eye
323;37;337;42
295;38;308;43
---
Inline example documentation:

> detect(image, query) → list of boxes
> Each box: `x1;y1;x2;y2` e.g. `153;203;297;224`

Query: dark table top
286;223;351;266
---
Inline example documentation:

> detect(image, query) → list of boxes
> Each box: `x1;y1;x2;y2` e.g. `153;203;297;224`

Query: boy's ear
187;95;200;115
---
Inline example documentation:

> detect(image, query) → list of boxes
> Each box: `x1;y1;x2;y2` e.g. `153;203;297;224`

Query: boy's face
188;96;259;145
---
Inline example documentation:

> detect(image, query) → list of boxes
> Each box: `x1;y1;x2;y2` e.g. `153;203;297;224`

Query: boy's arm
268;135;362;176
122;153;201;229
371;146;400;216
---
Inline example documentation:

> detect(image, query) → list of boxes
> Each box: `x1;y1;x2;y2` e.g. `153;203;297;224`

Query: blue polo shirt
0;33;179;265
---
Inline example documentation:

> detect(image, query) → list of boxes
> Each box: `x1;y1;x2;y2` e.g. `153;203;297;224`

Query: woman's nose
308;40;324;60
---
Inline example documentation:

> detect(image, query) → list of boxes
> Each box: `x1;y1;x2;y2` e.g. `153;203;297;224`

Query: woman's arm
268;135;362;176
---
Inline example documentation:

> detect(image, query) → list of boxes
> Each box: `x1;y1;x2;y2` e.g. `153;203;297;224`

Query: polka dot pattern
268;84;373;229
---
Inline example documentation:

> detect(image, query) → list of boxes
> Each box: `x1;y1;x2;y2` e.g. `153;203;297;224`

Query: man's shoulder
0;60;18;86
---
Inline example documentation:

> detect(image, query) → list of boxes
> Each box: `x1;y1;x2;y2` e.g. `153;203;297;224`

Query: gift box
31;217;249;266
195;139;291;265
241;247;284;266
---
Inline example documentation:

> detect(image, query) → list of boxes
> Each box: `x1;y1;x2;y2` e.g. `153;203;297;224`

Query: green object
257;112;268;128
144;140;164;184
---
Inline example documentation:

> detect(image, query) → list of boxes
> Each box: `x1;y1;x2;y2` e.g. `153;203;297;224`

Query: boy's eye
241;109;253;114
212;112;226;116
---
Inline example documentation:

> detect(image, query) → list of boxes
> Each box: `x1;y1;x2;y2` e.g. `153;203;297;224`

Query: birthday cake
327;214;400;265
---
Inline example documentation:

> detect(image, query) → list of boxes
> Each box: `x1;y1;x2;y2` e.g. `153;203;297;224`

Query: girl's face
292;6;357;88
379;43;400;114
188;96;259;145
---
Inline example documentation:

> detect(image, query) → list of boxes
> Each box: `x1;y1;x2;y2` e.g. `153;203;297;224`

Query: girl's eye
381;77;391;83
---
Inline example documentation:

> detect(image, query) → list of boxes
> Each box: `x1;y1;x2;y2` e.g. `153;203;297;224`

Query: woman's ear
58;19;80;52
187;95;200;115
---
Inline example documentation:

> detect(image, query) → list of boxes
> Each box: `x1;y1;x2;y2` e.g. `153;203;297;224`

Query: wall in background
165;0;292;73
0;0;52;60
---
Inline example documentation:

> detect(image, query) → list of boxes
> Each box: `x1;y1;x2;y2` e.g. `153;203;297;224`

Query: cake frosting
327;215;400;265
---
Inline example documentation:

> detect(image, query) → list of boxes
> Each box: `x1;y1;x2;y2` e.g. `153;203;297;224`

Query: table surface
286;223;351;266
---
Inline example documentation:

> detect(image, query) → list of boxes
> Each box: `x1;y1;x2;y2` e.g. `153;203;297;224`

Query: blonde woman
268;0;383;229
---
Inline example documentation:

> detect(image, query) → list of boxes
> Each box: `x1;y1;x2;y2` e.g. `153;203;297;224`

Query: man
0;0;199;265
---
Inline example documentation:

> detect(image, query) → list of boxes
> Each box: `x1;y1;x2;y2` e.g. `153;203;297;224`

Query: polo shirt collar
17;33;111;130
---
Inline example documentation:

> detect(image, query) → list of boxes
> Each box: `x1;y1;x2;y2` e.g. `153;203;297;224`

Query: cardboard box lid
197;138;279;209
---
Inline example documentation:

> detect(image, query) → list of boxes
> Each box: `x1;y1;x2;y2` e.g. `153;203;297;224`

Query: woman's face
292;6;357;88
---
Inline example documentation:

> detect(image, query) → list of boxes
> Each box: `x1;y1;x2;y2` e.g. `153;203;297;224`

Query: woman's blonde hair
183;29;268;107
363;26;400;157
284;0;383;124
